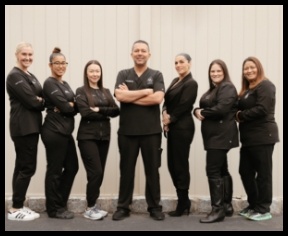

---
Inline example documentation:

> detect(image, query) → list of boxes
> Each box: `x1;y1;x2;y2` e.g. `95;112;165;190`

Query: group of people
6;40;279;223
6;43;120;221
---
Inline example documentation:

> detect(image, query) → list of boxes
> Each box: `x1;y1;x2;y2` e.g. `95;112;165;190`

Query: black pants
239;144;274;213
78;139;109;207
167;128;194;190
117;134;162;212
206;149;230;179
41;128;79;217
11;133;39;208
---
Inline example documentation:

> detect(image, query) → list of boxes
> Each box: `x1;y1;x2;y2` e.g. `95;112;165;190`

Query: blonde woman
6;42;44;221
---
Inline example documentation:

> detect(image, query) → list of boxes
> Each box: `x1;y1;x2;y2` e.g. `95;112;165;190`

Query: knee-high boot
200;178;225;223
223;175;234;217
168;189;191;217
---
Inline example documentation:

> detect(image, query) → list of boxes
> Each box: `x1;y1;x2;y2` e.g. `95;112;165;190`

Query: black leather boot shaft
200;178;225;223
223;175;234;216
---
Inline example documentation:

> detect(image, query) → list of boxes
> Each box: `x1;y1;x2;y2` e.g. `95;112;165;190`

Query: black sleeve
6;72;44;111
201;83;237;119
75;87;107;120
170;80;198;123
239;80;276;121
43;78;76;115
98;89;120;118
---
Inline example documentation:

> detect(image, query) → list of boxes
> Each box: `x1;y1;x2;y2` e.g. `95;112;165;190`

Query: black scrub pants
117;133;162;212
206;149;230;179
78;139;109;207
41;128;79;217
239;144;274;213
11;133;39;209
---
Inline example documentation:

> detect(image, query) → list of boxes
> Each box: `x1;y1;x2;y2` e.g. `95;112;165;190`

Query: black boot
168;189;191;217
200;178;225;223
223;175;234;217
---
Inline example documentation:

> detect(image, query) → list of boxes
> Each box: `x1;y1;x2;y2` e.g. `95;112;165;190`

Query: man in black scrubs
112;40;165;221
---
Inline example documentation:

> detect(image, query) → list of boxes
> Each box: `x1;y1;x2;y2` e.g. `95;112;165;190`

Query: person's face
210;63;224;85
175;55;190;77
131;43;150;66
87;63;101;86
16;46;33;69
243;60;258;81
49;55;67;78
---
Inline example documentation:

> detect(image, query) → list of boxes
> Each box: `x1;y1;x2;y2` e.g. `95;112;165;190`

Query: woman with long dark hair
236;57;279;221
194;59;239;223
75;60;119;220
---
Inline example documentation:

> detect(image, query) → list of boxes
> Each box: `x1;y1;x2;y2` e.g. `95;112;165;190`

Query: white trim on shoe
94;204;108;217
83;207;103;220
8;210;35;221
22;206;40;219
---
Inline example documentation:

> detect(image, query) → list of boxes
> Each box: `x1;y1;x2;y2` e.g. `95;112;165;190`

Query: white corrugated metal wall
5;5;283;199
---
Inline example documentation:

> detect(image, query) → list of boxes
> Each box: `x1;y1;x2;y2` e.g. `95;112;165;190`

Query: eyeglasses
51;61;68;66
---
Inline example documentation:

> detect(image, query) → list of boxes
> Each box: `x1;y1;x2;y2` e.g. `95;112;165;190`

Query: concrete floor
5;212;283;231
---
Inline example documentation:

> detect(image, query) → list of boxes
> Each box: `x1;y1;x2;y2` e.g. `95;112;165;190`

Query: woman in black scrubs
41;47;79;219
6;42;44;221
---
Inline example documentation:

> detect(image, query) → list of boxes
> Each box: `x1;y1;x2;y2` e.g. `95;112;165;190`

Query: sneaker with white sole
22;206;40;219
238;207;254;218
8;209;35;221
93;204;108;217
83;206;103;220
247;212;272;221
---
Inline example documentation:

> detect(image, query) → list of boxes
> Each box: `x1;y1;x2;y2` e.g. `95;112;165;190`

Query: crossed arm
115;83;164;106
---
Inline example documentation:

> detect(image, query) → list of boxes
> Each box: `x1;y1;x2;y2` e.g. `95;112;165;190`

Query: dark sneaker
55;209;74;219
150;210;165;220
112;209;130;221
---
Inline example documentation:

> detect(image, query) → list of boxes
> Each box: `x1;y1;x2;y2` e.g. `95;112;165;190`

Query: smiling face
175;55;191;78
243;60;258;82
210;63;224;85
131;42;151;66
49;55;67;79
87;63;101;88
16;46;33;70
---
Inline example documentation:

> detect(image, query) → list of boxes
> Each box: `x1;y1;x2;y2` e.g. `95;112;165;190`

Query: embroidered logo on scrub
147;77;153;87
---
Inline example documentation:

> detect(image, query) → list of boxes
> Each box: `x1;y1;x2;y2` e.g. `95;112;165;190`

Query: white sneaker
83;206;103;220
94;204;108;217
22;207;40;219
8;209;35;221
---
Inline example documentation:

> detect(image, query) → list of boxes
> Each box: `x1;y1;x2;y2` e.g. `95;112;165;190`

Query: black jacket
6;67;44;137
76;86;119;140
42;77;78;136
163;72;198;131
238;79;279;146
196;81;239;150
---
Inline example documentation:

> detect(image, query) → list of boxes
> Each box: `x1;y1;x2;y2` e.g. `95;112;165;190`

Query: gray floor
5;212;283;231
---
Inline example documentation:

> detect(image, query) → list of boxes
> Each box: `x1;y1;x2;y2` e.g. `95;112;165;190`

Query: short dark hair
131;40;150;52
